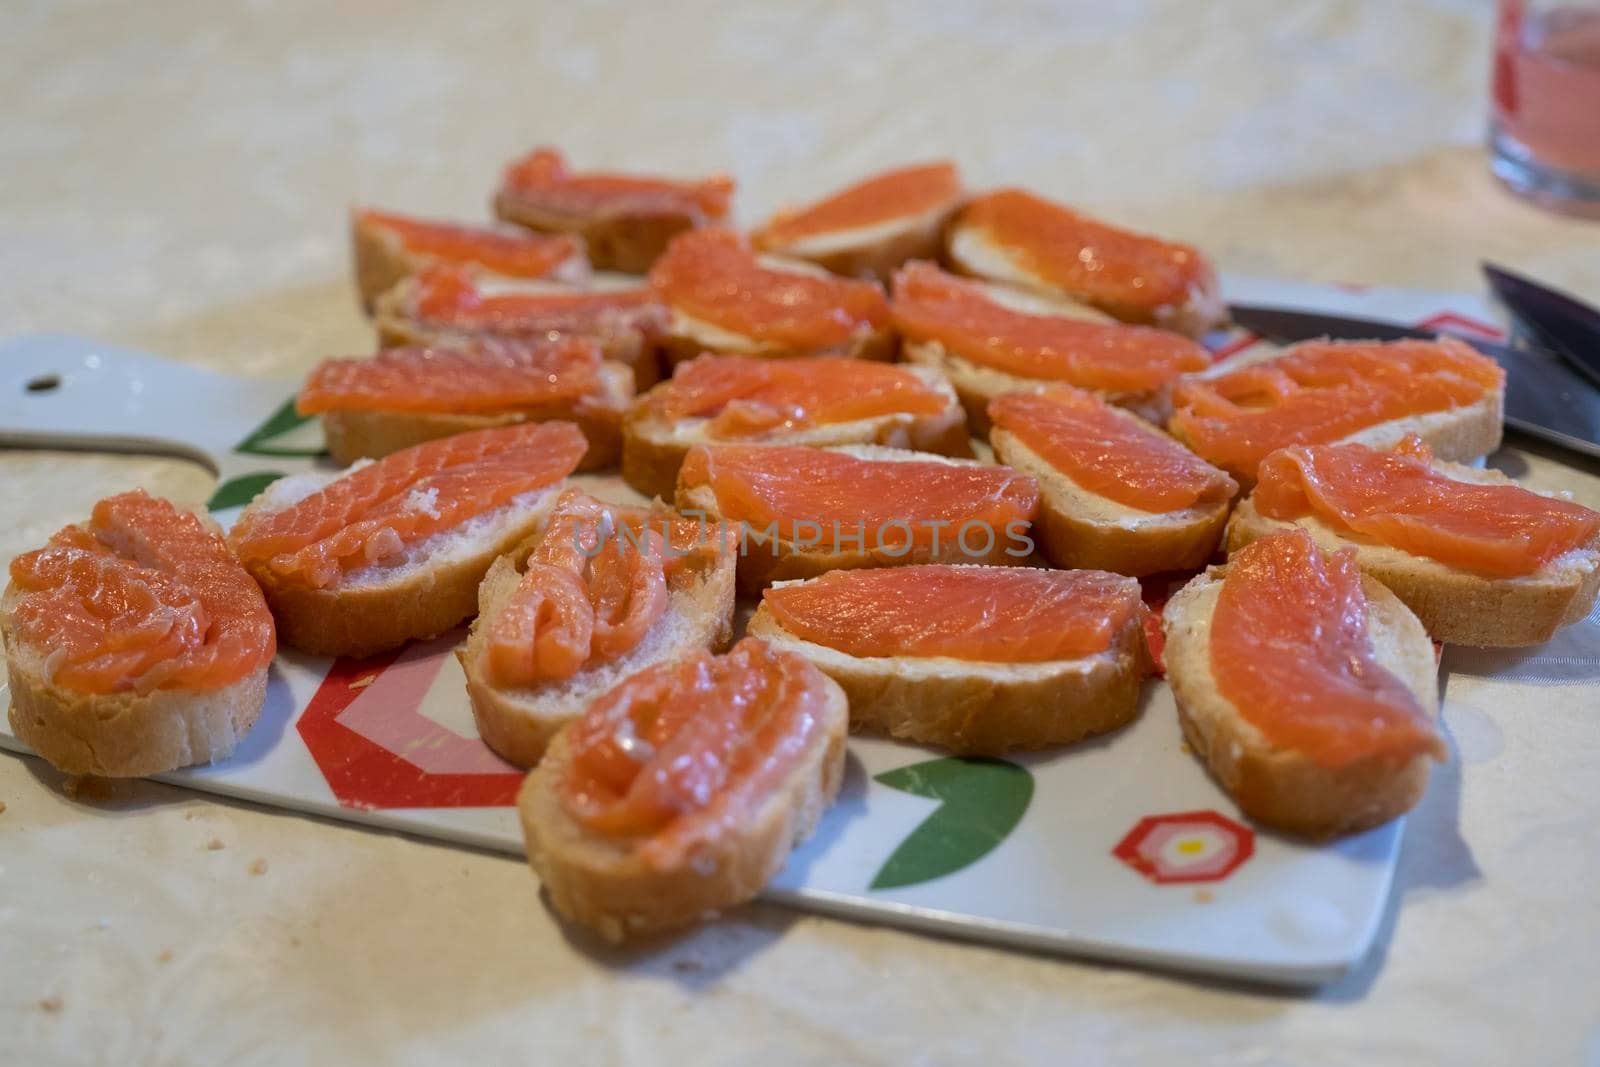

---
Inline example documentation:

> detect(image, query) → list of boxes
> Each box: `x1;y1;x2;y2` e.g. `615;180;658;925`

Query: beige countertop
4;1;1600;1063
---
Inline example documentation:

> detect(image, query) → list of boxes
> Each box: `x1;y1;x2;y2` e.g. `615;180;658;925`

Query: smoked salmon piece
752;161;964;280
297;337;605;417
679;444;1037;555
946;189;1225;336
647;355;948;439
761;565;1143;663
494;147;734;273
893;263;1210;394
1253;435;1600;579
1210;530;1444;770
556;637;837;862
6;490;274;694
374;267;667;386
351;208;588;307
989;387;1235;514
649;230;893;363
1169;338;1506;484
230;421;586;591
484;493;724;686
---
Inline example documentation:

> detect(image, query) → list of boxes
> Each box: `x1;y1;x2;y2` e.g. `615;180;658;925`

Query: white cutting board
0;277;1581;986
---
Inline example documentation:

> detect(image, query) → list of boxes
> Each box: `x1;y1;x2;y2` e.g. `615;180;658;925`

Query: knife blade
1226;302;1600;462
1482;262;1600;391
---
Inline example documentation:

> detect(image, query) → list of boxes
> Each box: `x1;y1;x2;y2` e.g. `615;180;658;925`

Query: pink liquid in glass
1491;2;1600;213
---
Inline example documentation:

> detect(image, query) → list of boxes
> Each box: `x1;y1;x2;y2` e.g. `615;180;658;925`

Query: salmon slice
497;147;733;224
230;422;585;590
680;444;1038;550
557;637;831;863
753;161;962;246
1211;530;1444;769
649;230;891;351
762;565;1143;662
296;338;603;417
402;267;665;338
648;355;947;438
1254;435;1600;578
891;262;1210;392
7;491;275;694
485;493;722;686
356;208;586;279
952;189;1218;327
989;387;1235;513
1169;339;1505;481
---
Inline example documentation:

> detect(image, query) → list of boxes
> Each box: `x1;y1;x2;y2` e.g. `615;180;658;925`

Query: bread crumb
249;858;268;876
1192;889;1214;904
38;994;62;1013
0;801;7;814
348;674;377;690
205;838;226;851
1179;741;1192;755
156;949;174;963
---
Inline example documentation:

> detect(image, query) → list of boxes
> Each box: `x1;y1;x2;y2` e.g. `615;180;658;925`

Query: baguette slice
989;390;1237;576
351;208;589;310
1163;555;1441;839
373;268;666;389
315;360;633;470
3;492;273;777
1227;455;1600;647
945;189;1226;338
676;443;1038;594
493;147;734;273
621;358;972;500
748;565;1152;755
518;638;848;942
460;494;738;767
750;161;965;282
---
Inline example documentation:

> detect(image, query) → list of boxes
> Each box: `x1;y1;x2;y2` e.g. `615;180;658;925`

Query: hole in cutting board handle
24;374;61;394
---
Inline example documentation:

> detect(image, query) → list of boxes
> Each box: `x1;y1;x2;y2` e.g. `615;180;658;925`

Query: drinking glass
1490;0;1600;218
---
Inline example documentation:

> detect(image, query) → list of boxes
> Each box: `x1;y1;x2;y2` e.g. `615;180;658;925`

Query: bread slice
351;210;589;311
657;254;895;371
945;211;1226;339
517;654;848;942
317;361;633;470
234;471;567;658
990;413;1235;576
459;505;738;768
675;444;1034;594
620;363;973;501
3;596;267;778
1227;463;1600;647
1162;567;1440;838
748;570;1151;755
372;274;665;390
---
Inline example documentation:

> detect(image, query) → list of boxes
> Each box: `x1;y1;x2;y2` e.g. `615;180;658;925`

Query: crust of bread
317;363;632;470
620;364;973;500
1162;569;1440;838
351;213;589;311
459;525;738;768
371;282;663;390
493;194;697;274
748;576;1151;755
901;338;1165;436
1170;384;1505;491
517;670;848;942
235;481;565;658
2;614;268;777
990;423;1233;576
676;444;1032;594
944;221;1227;339
1226;489;1600;647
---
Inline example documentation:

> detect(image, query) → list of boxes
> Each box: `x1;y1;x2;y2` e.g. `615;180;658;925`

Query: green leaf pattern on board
870;757;1034;890
235;395;326;457
208;471;285;511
